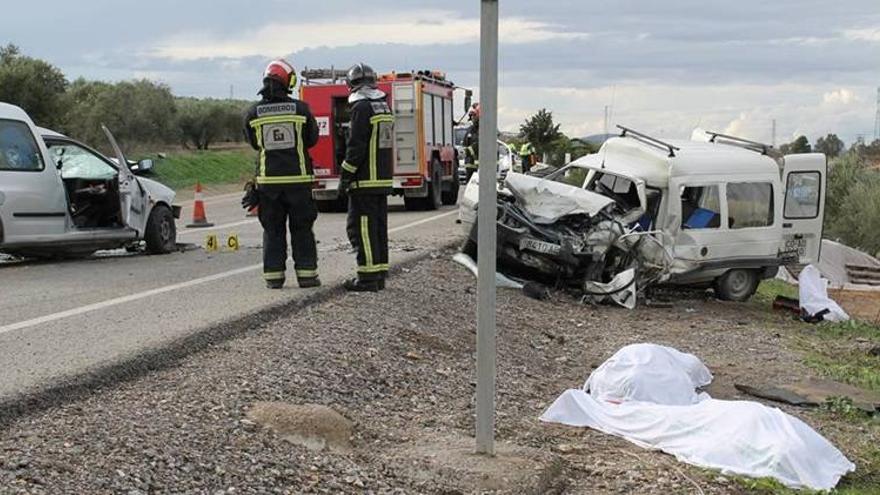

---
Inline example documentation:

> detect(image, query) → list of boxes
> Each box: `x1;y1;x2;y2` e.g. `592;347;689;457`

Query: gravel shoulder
1;251;877;494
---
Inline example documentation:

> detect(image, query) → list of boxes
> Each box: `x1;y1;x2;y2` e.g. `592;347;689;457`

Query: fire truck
300;68;467;212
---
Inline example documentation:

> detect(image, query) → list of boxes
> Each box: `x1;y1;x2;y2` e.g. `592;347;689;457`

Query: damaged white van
0;103;180;258
460;126;825;302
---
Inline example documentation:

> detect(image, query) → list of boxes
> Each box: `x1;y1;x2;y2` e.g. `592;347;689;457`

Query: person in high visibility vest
339;63;394;292
519;141;536;173
462;103;480;183
243;59;321;289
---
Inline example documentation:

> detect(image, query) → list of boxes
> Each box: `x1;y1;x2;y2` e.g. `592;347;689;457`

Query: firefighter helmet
346;63;378;91
263;59;297;92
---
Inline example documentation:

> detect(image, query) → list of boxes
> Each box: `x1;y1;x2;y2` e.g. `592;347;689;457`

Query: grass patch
139;148;256;191
754;279;799;305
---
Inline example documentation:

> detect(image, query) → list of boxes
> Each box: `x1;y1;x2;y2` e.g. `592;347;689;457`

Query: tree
0;44;68;127
62;79;178;153
779;135;811;154
824;151;867;228
177;98;246;150
519;109;562;156
814;134;844;158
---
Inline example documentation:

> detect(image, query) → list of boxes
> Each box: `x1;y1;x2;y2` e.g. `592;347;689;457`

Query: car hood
137;177;176;204
504;172;614;224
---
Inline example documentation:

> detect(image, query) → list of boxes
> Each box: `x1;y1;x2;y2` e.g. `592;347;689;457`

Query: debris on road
540;343;855;490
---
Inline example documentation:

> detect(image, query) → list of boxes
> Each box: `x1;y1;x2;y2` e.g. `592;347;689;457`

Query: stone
246;402;353;452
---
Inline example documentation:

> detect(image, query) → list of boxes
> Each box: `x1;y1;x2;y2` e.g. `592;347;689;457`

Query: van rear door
780;153;826;264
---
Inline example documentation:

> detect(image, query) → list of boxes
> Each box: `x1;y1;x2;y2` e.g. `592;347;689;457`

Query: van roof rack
705;131;773;155
618;125;680;158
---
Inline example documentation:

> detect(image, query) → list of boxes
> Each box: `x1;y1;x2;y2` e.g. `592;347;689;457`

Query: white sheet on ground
798;264;850;322
540;344;855;490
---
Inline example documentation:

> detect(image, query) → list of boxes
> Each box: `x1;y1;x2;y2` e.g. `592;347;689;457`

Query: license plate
519;237;561;255
783;236;808;257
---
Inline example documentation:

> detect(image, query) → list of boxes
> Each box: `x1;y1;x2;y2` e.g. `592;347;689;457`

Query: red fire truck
300;68;466;212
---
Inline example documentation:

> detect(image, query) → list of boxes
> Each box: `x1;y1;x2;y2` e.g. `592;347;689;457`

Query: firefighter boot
343;277;381;292
298;277;322;289
266;279;284;289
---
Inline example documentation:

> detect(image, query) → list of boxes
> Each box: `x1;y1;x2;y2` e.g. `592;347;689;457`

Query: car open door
102;125;147;235
780;153;826;264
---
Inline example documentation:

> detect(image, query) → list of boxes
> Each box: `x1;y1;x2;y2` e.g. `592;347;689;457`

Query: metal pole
476;0;498;456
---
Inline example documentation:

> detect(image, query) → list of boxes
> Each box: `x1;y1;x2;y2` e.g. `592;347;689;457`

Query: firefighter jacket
244;95;319;187
341;89;394;194
463;123;480;169
519;142;535;157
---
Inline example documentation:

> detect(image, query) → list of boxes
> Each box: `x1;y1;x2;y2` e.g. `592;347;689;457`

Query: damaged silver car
459;126;827;305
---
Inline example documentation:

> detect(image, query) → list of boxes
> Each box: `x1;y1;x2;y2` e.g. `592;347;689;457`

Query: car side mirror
132;159;153;175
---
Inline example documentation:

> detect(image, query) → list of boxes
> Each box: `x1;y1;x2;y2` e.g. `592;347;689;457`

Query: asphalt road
0;191;465;400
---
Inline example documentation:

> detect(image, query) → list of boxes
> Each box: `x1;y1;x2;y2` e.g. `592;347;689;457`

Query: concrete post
476;0;498;456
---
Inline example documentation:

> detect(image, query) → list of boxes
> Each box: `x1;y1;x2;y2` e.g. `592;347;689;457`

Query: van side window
784;172;820;219
0;120;44;171
680;185;721;229
727;182;773;229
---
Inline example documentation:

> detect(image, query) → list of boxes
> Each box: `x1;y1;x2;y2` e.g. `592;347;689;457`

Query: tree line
0;44;247;152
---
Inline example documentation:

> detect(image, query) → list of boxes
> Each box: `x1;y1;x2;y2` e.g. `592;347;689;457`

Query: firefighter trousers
346;193;389;282
258;186;319;283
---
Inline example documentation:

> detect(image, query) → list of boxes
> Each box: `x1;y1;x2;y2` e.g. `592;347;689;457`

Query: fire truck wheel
441;167;460;206
427;164;443;210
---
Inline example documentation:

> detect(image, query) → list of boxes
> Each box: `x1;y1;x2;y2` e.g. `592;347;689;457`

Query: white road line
0;209;459;336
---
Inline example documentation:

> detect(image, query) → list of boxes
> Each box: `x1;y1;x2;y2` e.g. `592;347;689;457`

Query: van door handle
782;223;793;228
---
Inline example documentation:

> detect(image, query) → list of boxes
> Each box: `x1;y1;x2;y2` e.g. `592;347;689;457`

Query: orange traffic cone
246;205;259;217
186;182;214;228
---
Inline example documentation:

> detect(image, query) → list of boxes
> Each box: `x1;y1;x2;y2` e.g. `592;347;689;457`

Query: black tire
441;166;460;206
145;205;177;254
426;162;443;210
405;161;443;211
714;269;759;302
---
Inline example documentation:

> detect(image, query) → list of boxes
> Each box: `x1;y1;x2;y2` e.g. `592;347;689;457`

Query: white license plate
519;237;561;255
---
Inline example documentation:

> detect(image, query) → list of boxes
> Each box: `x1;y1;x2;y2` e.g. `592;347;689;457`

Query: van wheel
714;269;759;302
145;205;177;254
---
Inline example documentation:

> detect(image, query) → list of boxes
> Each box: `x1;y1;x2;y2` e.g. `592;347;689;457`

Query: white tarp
504;172;614;224
798;264;850;322
540;344;855;490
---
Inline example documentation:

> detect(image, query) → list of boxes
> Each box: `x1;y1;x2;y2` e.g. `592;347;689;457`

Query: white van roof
582;136;781;188
0;102;32;123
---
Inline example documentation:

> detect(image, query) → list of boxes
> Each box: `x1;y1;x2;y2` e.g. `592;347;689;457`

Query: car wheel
145;205;177;254
714;269;759;302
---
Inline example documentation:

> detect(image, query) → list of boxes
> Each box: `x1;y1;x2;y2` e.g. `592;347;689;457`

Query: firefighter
243;59;321;289
519;141;536;173
339;63;394;292
463;103;480;183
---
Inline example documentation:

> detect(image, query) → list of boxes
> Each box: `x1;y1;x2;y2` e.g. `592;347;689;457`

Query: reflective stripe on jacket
244;97;319;187
341;97;395;194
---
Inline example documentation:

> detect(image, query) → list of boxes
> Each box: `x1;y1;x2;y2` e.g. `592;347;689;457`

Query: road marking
0;209;458;336
178;208;458;237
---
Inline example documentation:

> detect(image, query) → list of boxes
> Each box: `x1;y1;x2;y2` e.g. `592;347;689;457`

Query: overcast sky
3;0;879;144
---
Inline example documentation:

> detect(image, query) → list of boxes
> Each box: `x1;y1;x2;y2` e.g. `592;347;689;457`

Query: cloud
843;27;880;42
822;88;858;106
148;10;588;61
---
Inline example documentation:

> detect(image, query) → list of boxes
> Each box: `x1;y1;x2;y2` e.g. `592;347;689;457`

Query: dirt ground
0;252;877;494
830;289;880;324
